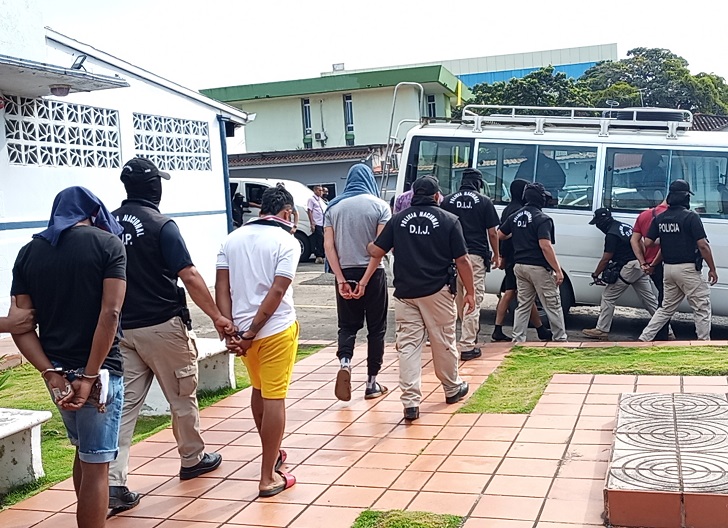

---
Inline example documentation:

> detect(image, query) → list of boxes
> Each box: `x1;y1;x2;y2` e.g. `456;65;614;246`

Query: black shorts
501;264;517;293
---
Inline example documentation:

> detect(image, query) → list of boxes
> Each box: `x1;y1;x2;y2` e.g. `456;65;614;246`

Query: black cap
412;176;441;196
589;207;612;225
462;168;483;181
669;179;694;195
121;158;171;183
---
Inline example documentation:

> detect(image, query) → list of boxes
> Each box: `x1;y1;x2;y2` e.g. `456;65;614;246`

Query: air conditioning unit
314;131;328;141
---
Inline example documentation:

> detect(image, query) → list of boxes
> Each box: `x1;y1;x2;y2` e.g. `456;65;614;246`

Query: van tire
295;231;312;263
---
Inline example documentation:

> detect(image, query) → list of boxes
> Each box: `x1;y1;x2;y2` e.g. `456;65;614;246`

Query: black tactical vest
114;200;182;329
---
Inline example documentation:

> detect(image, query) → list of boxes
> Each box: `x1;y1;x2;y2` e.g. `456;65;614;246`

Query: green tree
452;66;592;118
581;47;728;113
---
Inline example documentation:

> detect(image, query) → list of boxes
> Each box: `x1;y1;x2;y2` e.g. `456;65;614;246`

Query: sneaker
537;326;553;341
315;257;324;264
364;382;388;400
335;366;352;401
403;407;420;421
108;485;141;511
445;381;469;404
491;329;511;342
582;328;609;340
460;348;482;361
179;452;222;480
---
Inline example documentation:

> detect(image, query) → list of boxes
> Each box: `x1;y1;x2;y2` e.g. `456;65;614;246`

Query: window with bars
132;113;211;171
4;95;121;168
426;95;436;118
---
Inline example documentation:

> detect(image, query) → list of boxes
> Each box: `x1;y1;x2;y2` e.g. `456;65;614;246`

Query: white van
394;105;728;315
229;177;315;261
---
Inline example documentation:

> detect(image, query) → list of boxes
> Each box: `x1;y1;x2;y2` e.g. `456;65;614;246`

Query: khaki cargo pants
640;263;712;341
109;316;205;486
456;254;487;350
596;259;659;332
512;264;568;342
395;287;463;409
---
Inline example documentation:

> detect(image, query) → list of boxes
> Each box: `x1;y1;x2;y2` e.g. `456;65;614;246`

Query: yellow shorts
241;321;299;399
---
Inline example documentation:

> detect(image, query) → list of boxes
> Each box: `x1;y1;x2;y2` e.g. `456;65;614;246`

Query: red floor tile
452;440;511;457
354;452;416;469
370;437;430;454
464;519;534;528
463;426;520;442
0;509;53;528
515;428;572;444
287;505;362;528
438;455;501;475
484;475;554;498
548;478;605;502
200;478;260;501
471;494;544;520
422;471;491;494
539;498;605;525
228;501;306;527
408;491;479;516
557;460;609;480
11;489;77;512
285;464;348;485
335;467;401;488
475;414;528;428
407;454;446;472
304;449;365;467
496;457;560;478
372;489;417;510
390;470;434;491
150;476;224;498
170;497;246;523
256;482;328;505
507;442;567;460
313;485;383;508
116;494;193;519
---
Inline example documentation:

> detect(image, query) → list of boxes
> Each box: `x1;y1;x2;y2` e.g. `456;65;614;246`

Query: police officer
582;208;660;340
639;180;718;341
441;168;500;361
368;176;474;421
498;182;567;342
109;158;231;510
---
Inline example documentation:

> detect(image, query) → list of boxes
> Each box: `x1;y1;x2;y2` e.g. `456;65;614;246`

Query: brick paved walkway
2;341;728;527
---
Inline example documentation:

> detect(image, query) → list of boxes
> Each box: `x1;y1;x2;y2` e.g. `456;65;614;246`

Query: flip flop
258;470;296;498
275;449;287;472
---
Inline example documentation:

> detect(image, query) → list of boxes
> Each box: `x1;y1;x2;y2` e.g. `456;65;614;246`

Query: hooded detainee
324;163;391;401
11;186;126;528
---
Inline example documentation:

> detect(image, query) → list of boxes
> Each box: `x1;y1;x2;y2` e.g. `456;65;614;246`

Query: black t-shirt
11;226;126;376
499;205;555;269
374;204;468;299
441;189;499;260
499;200;523;265
647;206;707;264
604;221;637;264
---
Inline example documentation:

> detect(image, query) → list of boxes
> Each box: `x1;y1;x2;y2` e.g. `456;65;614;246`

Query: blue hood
34;186;123;246
326;163;379;212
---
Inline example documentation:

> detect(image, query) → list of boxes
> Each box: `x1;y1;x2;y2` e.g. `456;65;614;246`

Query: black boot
492;326;511;342
537;325;553;341
109;486;141;511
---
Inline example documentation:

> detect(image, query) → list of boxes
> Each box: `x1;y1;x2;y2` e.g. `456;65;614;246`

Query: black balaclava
594;216;614;234
523;182;549;209
509;179;529;206
667;191;690;208
124;177;162;206
460;169;484;192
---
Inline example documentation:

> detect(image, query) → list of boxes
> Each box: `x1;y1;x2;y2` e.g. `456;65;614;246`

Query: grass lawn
460;345;728;414
0;344;323;508
352;510;461;528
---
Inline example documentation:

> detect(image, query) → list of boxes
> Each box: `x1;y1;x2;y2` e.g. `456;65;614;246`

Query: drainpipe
217;115;234;233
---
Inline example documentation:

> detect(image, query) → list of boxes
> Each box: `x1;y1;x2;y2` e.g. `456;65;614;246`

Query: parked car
229;177;315;262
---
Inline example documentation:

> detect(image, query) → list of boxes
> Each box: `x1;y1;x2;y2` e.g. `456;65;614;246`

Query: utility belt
601;260;633;285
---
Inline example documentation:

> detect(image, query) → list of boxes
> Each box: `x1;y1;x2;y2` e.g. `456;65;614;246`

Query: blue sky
37;0;728;91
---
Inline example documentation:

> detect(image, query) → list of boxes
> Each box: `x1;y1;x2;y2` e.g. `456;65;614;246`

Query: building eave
0;53;129;98
45;28;252;125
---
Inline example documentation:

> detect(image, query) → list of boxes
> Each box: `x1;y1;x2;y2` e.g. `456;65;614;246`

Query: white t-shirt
306;195;327;226
216;222;298;339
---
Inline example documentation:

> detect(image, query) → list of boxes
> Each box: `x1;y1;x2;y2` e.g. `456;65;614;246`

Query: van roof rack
461;105;693;139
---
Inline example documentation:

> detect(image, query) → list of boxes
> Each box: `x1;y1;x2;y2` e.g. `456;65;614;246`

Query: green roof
200;65;471;102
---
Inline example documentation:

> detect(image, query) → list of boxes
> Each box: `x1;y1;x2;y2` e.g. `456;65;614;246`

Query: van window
245;183;268;206
603;148;728;216
405;137;473;195
476;143;597;209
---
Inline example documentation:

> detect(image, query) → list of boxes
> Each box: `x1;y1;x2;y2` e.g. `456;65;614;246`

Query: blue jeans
52;367;124;463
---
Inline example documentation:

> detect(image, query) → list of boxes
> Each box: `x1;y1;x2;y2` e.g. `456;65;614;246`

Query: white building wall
0;41;231;315
241;86;422;152
0;0;47;62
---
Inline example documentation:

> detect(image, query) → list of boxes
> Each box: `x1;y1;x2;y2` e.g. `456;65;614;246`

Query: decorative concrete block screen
4;95;121;168
132;113;211;171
